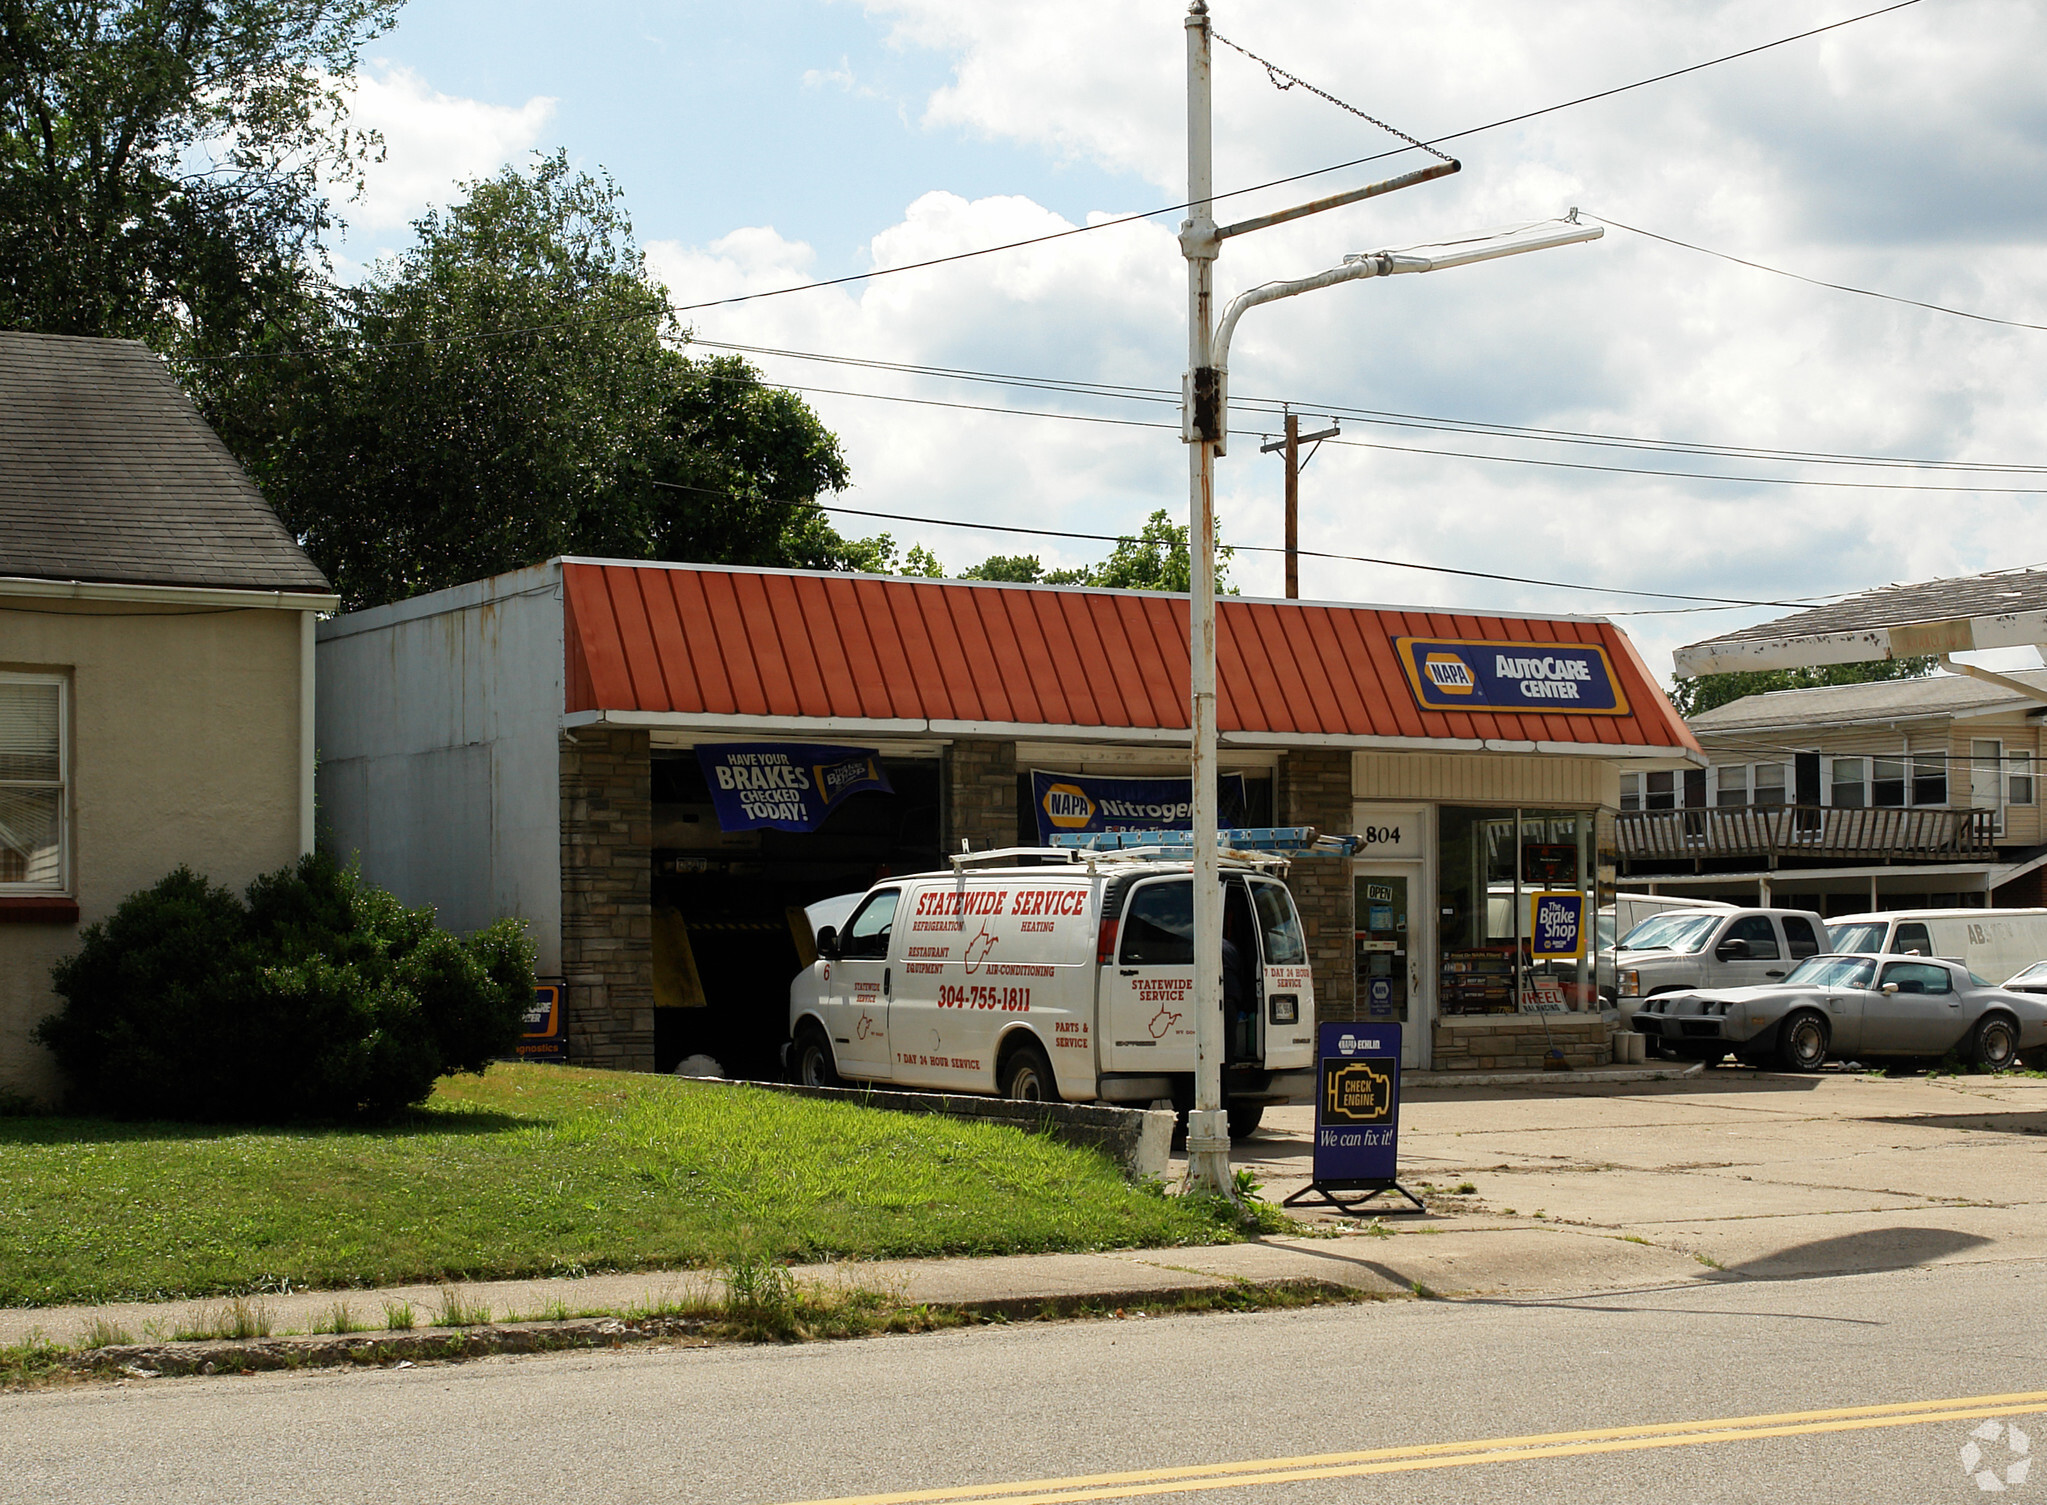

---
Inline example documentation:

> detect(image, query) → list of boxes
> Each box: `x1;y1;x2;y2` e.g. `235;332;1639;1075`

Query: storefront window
1436;806;1595;1015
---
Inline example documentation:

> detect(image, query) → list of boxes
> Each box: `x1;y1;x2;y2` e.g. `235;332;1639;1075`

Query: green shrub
34;855;534;1121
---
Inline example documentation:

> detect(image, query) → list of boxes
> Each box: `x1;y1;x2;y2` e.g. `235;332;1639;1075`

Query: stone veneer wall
948;739;1018;852
1432;1016;1612;1072
1279;748;1355;1023
560;727;655;1071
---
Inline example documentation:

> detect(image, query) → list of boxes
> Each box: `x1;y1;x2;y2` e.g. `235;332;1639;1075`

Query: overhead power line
678;360;2047;498
644;478;1837;614
184;0;1924;364
690;336;2047;476
1590;211;2047;335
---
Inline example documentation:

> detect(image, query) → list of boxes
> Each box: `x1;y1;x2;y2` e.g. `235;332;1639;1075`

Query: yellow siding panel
1353;753;1618;808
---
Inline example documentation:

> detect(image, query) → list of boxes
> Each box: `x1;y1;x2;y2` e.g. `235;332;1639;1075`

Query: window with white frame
1872;755;1907;807
1911;751;1948;806
0;674;65;891
1714;764;1747;806
1619;772;1642;811
2012;751;2036;807
1752;761;1787;807
1831;756;1866;808
1645;770;1676;810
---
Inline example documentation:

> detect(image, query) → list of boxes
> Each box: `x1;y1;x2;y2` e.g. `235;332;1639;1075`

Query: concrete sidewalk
8;1068;2046;1354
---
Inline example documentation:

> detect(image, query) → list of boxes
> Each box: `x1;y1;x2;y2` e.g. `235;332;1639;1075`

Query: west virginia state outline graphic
963;921;999;973
1148;1005;1183;1039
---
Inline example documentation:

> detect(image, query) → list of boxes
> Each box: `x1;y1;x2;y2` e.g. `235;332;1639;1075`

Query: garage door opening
650;751;941;1078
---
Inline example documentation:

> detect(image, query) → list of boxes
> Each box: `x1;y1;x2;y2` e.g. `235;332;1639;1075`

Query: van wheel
1970;1014;2021;1073
999;1041;1058;1102
1775;1010;1830;1073
1227;1103;1264;1139
793;1024;842;1089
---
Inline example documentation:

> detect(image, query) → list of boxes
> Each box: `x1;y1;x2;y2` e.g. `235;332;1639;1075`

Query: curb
62;1278;1365;1381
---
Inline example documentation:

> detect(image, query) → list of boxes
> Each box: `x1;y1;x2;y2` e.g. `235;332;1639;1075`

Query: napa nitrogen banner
1393;637;1630;715
1030;770;1246;843
698;744;892;832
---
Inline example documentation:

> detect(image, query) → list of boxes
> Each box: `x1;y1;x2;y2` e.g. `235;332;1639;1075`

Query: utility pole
1176;0;1600;1197
1261;411;1340;600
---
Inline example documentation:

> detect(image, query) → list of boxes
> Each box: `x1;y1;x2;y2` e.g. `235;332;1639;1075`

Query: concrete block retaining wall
722;1079;1175;1182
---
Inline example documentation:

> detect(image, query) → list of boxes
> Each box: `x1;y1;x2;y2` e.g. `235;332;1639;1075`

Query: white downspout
299;609;317;855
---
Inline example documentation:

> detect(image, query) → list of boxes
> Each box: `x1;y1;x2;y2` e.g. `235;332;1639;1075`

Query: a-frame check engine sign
1283;1023;1423;1214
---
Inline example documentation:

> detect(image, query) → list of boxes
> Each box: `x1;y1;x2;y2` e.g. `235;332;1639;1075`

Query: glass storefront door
1354;863;1428;1069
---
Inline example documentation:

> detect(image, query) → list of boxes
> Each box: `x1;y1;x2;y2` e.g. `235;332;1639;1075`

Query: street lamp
1178;1;1602;1198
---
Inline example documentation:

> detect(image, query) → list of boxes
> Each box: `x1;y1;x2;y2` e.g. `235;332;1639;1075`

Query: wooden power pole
1261;411;1339;599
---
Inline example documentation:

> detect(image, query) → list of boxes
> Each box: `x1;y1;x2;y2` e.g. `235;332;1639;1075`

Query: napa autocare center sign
1030;770;1246;843
697;744;892;832
1314;1022;1401;1186
1394;637;1631;715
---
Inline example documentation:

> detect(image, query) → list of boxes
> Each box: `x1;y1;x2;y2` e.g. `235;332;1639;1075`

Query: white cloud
332;63;557;235
655;0;2047;680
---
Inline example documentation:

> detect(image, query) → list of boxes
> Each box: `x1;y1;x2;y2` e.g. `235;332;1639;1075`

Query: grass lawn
0;1063;1241;1307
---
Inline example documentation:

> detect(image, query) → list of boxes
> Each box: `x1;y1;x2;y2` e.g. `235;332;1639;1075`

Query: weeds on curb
382;1299;415;1331
432;1288;493;1327
174;1298;272;1342
315;1301;366;1336
79;1318;132;1349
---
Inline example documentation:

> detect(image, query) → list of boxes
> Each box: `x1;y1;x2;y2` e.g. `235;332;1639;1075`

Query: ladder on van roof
1047;827;1362;858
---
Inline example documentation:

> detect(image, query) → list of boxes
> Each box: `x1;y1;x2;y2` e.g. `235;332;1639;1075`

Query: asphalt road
8;1260;2045;1504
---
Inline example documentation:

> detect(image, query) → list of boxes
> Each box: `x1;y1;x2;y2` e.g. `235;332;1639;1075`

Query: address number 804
1357;826;1403;846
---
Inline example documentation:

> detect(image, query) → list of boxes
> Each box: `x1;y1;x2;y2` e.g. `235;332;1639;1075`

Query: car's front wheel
1774;1010;1830;1073
1970;1013;2021;1073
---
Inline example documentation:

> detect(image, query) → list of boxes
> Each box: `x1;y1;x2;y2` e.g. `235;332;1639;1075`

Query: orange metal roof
561;559;1698;752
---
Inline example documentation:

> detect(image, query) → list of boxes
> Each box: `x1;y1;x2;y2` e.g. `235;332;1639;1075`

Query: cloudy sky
329;0;2047;684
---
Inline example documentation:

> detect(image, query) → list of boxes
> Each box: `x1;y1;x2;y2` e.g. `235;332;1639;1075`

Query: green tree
917;511;1236;593
1092;509;1236;594
0;0;397;352
200;153;879;607
1666;657;1936;718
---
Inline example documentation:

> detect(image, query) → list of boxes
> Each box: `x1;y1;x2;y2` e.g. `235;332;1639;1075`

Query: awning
559;559;1698;757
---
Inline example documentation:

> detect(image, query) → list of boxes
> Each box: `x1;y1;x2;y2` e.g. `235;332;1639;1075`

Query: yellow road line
777;1391;2047;1505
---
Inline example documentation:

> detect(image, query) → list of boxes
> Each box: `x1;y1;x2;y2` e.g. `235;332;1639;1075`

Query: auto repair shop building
314;557;1699;1078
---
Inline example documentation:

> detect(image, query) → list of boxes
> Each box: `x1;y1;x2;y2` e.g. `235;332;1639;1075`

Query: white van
1825;909;2047;985
787;849;1316;1136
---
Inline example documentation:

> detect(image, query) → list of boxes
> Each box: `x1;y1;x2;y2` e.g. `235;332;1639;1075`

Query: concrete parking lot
1210;1067;2047;1281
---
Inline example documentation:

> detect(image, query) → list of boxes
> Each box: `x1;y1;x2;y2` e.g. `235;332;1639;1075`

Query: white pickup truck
1613;906;1830;1023
788;847;1316;1137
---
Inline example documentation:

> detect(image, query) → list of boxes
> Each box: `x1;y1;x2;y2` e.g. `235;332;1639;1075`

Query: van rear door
1101;876;1199;1073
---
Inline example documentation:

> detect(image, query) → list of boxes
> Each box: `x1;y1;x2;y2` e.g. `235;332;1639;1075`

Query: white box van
787;849;1316;1136
1613;906;1830;1020
1824;909;2047;984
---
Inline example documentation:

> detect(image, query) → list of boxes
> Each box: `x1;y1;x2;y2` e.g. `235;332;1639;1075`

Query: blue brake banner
1392;637;1630;715
1314;1021;1401;1186
697;744;893;832
1030;770;1247;843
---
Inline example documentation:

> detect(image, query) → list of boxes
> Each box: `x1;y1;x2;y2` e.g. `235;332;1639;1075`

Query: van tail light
1096;917;1119;966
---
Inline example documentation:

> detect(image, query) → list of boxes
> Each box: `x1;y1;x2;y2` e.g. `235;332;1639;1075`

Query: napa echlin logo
1421;651;1477;695
1041;782;1096;831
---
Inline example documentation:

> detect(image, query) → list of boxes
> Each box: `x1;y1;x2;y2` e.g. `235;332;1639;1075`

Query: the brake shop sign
1394;637;1630;715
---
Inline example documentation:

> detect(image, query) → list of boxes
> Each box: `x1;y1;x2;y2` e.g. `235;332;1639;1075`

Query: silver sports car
1630;953;2047;1072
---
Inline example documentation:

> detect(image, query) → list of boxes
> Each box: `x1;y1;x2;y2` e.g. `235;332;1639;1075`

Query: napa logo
1042;782;1096;831
1422;651;1477;695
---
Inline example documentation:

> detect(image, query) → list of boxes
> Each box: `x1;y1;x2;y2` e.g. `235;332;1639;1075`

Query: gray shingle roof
0;331;331;593
1683;568;2047;653
1689;669;2047;733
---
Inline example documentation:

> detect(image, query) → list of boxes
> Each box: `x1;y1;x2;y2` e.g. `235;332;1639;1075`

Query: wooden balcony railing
1614;805;1998;863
